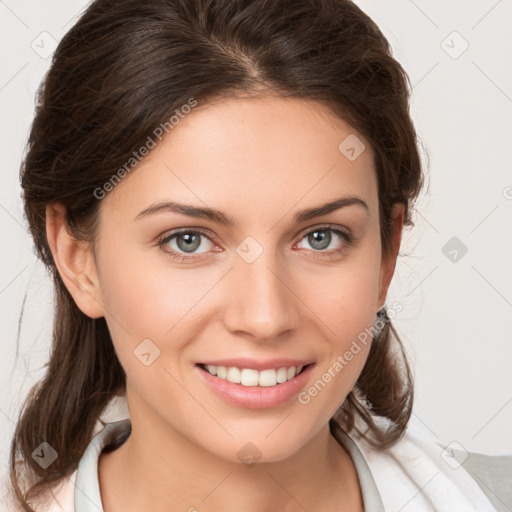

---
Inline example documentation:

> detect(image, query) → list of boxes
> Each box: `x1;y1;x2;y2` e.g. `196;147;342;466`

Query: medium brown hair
9;0;424;509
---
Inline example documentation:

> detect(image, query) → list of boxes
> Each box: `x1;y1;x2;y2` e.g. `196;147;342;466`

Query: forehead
102;96;377;224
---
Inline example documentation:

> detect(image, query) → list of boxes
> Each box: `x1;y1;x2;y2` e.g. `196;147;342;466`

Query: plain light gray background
1;0;511;490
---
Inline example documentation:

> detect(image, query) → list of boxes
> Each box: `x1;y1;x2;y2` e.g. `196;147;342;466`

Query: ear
46;202;104;319
377;202;405;309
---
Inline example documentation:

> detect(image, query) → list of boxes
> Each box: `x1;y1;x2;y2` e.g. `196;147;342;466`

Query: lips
194;359;316;409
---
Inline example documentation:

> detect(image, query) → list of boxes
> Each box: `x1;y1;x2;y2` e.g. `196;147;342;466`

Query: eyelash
157;223;355;263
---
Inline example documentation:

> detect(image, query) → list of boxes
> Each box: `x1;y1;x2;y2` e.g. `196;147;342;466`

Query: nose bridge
224;240;299;340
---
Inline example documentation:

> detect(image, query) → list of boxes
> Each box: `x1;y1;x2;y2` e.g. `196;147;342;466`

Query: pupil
178;232;200;252
309;230;330;250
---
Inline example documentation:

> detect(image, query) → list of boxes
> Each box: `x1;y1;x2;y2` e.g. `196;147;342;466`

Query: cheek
96;237;206;335
302;231;383;340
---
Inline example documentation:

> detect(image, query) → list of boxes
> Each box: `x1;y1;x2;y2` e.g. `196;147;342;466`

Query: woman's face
88;96;401;462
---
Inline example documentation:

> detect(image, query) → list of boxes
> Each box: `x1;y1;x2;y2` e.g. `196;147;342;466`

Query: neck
98;393;363;512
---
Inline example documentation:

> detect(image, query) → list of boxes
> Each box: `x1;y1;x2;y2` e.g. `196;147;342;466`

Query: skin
46;95;404;512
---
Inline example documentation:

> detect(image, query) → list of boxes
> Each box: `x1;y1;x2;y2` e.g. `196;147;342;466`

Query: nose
221;248;301;342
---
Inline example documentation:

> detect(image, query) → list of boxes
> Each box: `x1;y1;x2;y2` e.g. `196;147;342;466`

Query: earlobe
46;202;104;319
377;203;405;308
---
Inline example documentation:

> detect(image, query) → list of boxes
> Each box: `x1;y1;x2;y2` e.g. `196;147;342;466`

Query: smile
195;361;316;409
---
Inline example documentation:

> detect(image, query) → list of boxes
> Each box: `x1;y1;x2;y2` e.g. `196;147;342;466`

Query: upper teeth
205;365;304;387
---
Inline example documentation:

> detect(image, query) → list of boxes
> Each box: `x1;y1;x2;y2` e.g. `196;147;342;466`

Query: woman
4;0;507;510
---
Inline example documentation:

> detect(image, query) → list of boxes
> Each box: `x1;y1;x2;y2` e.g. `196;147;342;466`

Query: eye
158;228;217;262
295;224;354;258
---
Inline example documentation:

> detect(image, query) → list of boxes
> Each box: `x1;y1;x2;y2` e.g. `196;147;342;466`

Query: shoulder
435;440;512;512
0;421;106;512
347;417;511;512
1;397;130;512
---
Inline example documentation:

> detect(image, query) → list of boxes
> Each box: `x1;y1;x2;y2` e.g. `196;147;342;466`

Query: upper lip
197;358;315;371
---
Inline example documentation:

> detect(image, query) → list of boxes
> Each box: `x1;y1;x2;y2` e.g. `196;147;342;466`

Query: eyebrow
134;195;368;225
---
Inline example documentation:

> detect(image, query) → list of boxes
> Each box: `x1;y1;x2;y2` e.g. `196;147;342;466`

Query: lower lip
195;364;315;409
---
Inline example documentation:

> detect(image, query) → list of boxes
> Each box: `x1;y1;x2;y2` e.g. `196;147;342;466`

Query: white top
3;401;508;512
